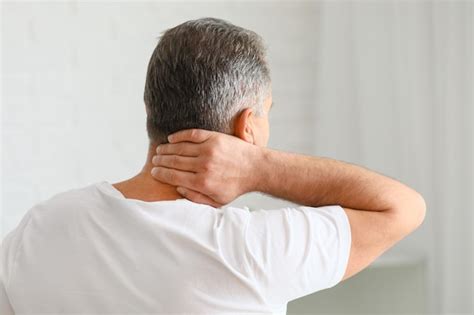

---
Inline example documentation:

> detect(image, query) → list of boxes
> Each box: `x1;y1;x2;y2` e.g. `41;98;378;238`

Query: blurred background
1;1;472;314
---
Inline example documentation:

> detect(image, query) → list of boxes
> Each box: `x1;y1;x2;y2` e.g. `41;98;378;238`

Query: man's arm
251;147;426;280
252;147;426;227
152;129;424;218
151;129;426;281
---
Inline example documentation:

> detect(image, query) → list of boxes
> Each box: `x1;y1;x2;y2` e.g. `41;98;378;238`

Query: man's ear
233;108;255;144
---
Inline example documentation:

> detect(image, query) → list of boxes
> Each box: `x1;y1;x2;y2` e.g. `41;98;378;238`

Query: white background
1;1;472;314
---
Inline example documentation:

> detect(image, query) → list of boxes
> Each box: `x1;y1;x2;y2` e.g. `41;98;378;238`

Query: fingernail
151;167;158;176
176;187;185;195
152;155;158;165
156;145;161;153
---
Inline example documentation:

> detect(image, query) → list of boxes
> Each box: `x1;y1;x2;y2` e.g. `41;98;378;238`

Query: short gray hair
144;17;271;144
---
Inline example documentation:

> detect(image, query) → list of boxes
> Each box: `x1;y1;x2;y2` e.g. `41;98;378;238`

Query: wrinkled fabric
0;181;350;314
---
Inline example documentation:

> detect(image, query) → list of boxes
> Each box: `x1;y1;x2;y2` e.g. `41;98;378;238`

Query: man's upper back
1;181;351;314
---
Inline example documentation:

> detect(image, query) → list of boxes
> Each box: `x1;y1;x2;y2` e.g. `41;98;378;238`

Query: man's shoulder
11;182;102;234
31;182;101;214
0;183;103;287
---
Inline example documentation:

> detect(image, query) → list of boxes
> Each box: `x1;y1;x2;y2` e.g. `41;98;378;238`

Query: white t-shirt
0;181;351;315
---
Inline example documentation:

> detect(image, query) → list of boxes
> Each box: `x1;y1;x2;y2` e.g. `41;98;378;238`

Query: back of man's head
144;17;272;144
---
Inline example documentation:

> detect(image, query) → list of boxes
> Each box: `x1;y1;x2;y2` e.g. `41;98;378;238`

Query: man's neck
112;143;183;202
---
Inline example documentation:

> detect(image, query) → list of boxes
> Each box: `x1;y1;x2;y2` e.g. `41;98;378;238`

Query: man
0;17;426;314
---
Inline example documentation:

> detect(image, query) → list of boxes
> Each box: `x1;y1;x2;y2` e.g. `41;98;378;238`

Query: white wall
311;2;472;314
1;1;472;314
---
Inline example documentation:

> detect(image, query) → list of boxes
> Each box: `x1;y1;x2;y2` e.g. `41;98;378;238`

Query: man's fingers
167;129;214;144
151;166;197;189
176;186;223;208
151;155;198;172
156;142;201;157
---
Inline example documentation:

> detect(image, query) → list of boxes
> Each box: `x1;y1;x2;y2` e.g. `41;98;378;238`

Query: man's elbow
392;191;427;235
411;192;427;227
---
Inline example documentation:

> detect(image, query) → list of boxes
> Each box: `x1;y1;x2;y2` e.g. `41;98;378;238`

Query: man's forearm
249;147;424;212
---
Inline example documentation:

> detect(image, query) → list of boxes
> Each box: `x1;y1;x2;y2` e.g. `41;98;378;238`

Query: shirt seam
328;205;351;287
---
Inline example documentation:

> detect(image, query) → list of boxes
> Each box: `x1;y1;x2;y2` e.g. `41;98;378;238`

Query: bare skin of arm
150;128;426;280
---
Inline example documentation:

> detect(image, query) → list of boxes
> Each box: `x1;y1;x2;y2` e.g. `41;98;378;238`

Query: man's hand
151;129;260;207
150;128;425;219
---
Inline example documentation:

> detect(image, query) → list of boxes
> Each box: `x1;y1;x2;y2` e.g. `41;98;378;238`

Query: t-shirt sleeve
1;231;18;315
0;209;33;314
244;205;351;304
0;273;14;315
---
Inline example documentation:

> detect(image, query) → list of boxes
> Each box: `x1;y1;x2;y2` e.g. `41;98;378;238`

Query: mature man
0;17;426;314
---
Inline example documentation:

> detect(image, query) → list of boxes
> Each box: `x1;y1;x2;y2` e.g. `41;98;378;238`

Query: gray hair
143;17;272;144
